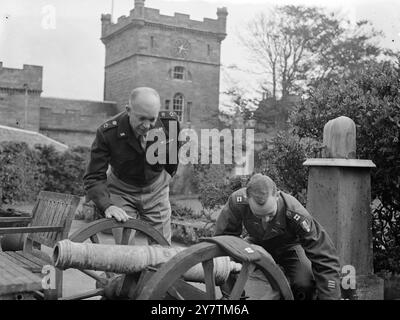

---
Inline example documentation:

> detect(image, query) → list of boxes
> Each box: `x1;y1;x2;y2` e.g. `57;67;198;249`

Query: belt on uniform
111;167;161;188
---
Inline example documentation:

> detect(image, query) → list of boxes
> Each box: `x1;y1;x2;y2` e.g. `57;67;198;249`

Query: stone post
303;116;384;299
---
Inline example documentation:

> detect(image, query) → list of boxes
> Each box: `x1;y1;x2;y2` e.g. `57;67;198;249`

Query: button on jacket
83;111;180;212
214;188;342;300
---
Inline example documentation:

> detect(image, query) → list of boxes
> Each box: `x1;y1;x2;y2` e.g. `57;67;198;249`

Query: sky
1;0;400;105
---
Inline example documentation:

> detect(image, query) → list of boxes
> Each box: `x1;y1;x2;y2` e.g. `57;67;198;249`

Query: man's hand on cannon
104;205;131;222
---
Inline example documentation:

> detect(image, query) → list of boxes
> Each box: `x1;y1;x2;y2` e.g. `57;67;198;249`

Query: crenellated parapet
0;62;43;93
101;1;227;43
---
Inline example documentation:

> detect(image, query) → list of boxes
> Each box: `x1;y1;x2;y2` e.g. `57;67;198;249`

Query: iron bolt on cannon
53;218;294;300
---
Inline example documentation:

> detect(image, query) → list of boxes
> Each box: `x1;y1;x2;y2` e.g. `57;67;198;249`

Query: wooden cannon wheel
59;218;169;300
137;241;294;300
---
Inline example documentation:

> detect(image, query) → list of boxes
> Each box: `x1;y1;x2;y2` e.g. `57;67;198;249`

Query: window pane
173;66;184;80
173;93;184;121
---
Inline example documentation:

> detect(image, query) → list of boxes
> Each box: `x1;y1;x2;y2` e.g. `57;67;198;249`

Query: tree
221;87;255;124
291;59;400;273
239;5;383;100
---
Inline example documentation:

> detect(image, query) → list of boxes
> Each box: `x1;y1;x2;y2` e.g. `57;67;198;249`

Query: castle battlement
0;62;43;92
101;0;227;41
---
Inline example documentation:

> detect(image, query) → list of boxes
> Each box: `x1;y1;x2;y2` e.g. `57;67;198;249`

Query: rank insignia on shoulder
159;111;178;120
102;120;118;131
328;280;336;289
301;220;311;233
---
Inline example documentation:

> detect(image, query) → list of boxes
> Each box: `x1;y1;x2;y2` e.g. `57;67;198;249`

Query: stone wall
39;97;118;147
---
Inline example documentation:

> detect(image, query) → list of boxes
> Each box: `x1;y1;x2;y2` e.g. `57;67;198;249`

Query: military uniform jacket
83;111;180;212
214;188;341;300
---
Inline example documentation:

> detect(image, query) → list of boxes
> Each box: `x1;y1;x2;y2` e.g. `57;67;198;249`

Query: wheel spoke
120;228;132;245
167;285;185;300
59;288;105;300
168;279;208;300
80;269;108;285
229;262;255;300
202;259;216;299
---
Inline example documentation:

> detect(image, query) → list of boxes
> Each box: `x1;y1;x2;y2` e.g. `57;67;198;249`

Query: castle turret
101;14;112;37
134;0;145;18
217;7;228;38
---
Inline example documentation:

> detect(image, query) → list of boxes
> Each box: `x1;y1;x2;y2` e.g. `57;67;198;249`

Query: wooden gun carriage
1;193;293;300
54;218;294;300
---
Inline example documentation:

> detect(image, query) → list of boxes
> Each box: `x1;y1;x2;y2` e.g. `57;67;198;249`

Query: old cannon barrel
53;240;241;284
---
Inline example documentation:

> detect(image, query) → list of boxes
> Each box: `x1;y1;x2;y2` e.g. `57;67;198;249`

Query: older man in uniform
215;173;341;300
83;87;180;244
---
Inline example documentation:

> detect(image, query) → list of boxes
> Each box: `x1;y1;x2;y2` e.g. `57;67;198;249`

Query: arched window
173;66;185;80
173;93;184;122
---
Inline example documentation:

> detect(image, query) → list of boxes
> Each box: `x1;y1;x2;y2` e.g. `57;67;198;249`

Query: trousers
106;169;172;244
243;238;316;300
275;244;316;300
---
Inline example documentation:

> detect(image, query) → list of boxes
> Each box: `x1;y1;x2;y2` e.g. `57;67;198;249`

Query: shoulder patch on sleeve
287;210;312;233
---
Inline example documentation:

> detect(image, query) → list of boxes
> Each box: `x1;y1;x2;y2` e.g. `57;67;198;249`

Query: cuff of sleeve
86;185;112;213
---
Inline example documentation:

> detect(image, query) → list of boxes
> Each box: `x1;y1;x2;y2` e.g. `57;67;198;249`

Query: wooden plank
0;252;32;270
62;202;76;240
30;198;53;244
15;252;47;270
0;217;32;224
0;226;63;235
51;201;67;244
6;252;43;273
0;256;45;283
0;256;42;296
41;199;56;244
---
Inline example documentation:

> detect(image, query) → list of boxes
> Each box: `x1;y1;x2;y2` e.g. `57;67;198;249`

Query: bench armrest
0;226;63;235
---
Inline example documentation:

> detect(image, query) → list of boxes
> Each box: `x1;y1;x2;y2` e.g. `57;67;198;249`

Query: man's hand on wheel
104;205;131;222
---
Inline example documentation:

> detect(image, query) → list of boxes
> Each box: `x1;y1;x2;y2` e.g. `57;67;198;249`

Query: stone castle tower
101;0;227;129
0;62;43;132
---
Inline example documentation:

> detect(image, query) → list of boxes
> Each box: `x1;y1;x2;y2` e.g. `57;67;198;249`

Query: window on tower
173;93;184;122
173;66;185;80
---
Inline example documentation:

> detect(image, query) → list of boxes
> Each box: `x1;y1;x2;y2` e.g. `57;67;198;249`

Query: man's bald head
126;87;161;136
129;87;160;110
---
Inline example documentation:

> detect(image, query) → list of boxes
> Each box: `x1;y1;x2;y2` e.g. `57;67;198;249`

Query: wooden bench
0;191;80;299
0;254;43;300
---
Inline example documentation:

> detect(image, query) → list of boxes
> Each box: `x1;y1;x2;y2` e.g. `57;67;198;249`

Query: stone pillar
303;116;384;299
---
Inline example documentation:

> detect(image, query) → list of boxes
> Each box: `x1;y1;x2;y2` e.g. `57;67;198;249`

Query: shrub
36;145;88;196
0;142;90;204
254;132;320;206
0;142;44;204
291;59;400;273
